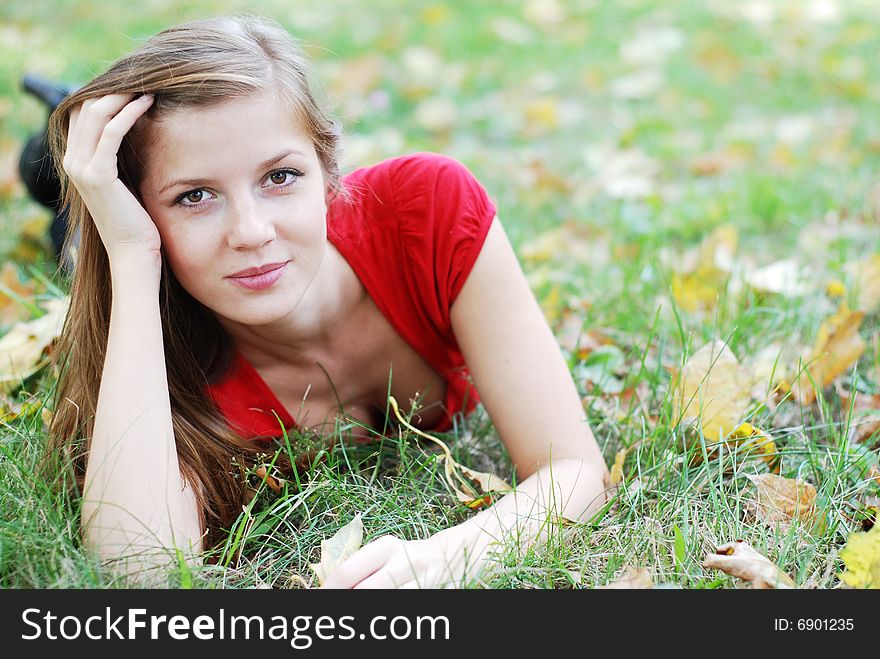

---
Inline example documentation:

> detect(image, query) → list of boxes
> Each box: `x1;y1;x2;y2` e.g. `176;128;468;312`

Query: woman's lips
227;261;289;290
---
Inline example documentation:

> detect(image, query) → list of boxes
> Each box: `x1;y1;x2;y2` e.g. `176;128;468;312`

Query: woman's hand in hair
62;94;162;263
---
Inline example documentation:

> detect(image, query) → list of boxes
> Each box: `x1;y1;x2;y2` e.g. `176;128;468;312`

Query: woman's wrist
109;250;163;289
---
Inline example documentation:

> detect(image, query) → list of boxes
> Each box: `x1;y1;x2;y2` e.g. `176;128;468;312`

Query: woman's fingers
65;94;140;177
321;535;398;589
91;94;154;172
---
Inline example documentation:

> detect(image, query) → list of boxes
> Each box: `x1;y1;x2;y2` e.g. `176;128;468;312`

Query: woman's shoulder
342;151;478;197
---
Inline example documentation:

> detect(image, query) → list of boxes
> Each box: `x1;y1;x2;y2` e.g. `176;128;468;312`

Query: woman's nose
225;195;276;249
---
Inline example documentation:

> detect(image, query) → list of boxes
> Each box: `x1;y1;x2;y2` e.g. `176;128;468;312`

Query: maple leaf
838;524;880;589
703;540;795;589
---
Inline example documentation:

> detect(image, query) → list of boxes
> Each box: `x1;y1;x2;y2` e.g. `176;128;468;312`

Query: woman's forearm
441;457;609;576
84;253;202;573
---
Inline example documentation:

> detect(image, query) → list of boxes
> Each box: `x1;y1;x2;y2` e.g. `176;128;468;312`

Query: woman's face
139;93;329;326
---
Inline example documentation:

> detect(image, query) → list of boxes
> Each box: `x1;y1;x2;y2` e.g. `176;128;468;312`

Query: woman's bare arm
442;215;609;562
324;216;609;588
63;94;203;577
83;254;203;577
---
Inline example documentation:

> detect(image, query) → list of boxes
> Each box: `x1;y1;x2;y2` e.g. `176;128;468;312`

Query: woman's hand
62;93;161;262
321;525;492;589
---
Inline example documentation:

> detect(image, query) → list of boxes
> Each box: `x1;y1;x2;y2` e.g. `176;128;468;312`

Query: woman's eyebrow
156;150;307;195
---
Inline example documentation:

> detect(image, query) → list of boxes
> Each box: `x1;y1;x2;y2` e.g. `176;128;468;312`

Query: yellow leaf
672;340;751;440
702;540;795;589
730;423;780;472
0;297;69;394
838;524;880;589
794;304;865;405
826;279;846;297
746;474;817;530
671;225;737;311
309;514;364;587
609;448;627;486
523;97;560;136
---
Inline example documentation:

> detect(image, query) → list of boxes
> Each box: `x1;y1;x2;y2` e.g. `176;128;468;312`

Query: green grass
1;0;878;588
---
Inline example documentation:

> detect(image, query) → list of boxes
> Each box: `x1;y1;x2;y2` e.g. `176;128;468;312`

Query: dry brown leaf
838;388;880;443
746;474;817;530
599;566;653;589
793;304;866;405
253;465;285;493
703;540;795;589
672;340;751;441
0;263;38;326
309;514;364;587
0;297;68;394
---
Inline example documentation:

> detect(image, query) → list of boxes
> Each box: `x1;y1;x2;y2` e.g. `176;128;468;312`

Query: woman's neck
217;241;365;369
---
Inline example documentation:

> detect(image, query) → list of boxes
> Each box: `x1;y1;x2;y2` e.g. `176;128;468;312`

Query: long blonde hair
45;14;342;549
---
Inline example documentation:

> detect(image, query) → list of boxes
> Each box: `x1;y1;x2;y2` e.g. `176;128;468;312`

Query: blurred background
2;0;880;590
1;0;879;337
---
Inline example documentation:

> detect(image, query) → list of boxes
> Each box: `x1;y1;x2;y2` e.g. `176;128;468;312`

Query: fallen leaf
609;448;627;486
671;340;751;441
0;297;69;394
838;524;880;589
746;474;817;530
745;259;812;297
253;465;285;493
703;540;795;589
838;388;880;443
584;144;659;200
599;566;653;589
0;263;38;326
793;304;866;405
309;513;364;587
729;423;780;473
844;253;880;313
744;343;789;404
671;225;738;311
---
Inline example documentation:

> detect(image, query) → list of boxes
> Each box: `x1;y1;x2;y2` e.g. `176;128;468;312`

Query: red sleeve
388;152;497;331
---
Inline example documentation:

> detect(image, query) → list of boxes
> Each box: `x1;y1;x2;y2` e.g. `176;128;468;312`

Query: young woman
47;14;609;588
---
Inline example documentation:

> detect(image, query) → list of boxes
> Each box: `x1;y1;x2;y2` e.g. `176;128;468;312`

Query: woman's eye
174;189;213;207
266;169;301;187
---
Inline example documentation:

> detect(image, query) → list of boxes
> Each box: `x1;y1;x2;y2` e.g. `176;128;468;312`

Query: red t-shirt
205;152;497;440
